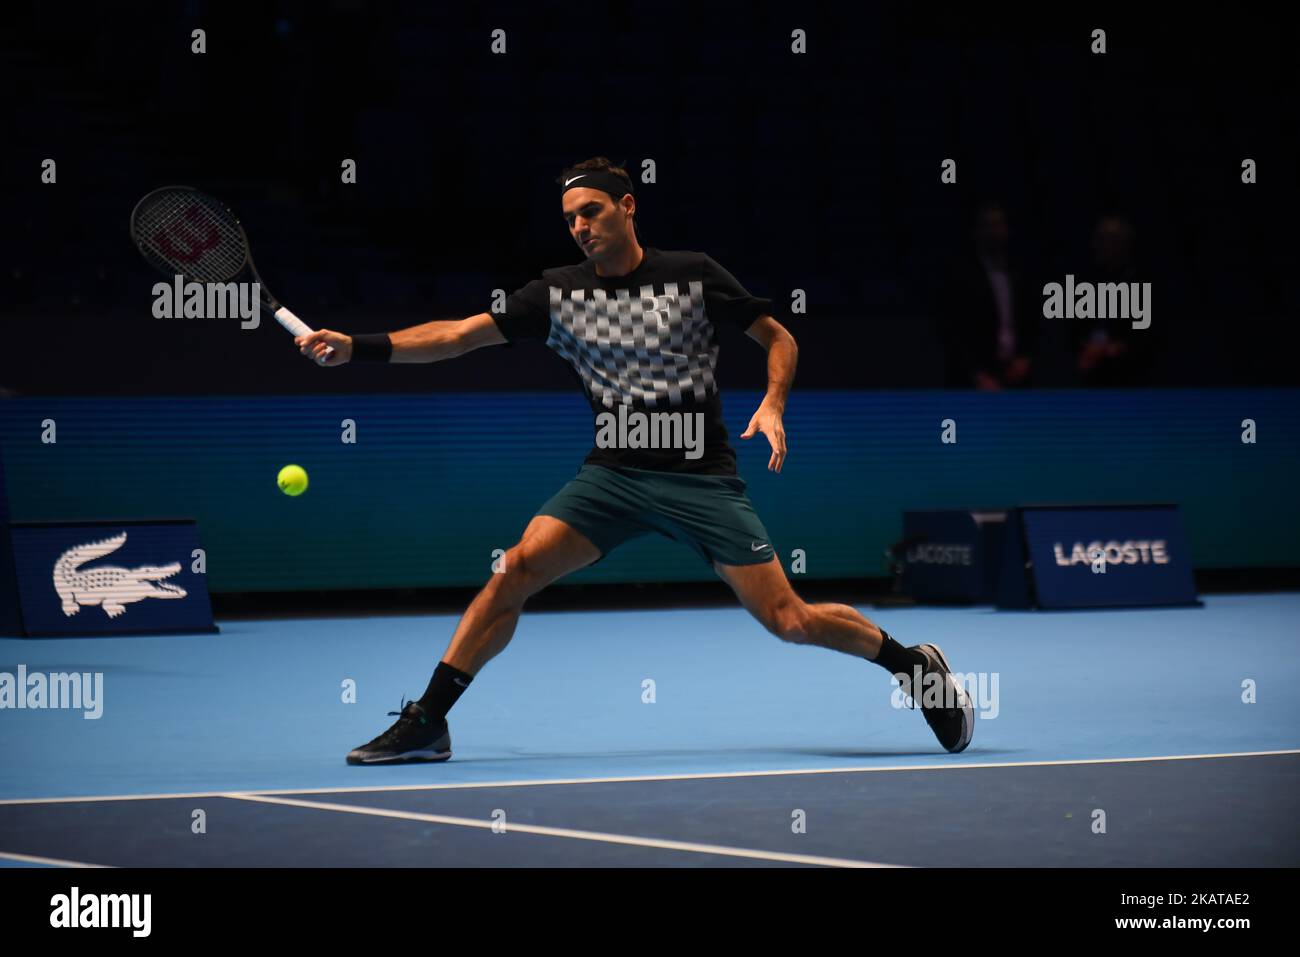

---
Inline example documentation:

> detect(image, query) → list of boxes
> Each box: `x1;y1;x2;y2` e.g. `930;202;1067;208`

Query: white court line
0;850;110;868
222;792;898;868
2;748;1297;806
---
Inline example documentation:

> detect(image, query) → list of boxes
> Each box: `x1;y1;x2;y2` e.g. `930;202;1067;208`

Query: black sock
416;662;474;722
872;630;927;677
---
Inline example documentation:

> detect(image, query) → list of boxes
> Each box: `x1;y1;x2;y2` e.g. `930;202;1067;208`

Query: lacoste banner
996;505;1199;609
3;520;217;637
901;510;1007;602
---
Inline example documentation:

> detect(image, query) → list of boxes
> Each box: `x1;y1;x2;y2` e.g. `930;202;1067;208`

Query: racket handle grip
275;306;335;358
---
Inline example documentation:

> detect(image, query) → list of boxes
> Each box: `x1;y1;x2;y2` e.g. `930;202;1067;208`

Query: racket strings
132;189;248;283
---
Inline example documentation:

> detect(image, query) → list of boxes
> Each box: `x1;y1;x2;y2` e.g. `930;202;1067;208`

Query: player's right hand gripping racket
130;186;334;360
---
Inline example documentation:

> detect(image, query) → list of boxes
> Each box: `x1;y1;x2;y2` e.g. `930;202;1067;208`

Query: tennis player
296;157;974;763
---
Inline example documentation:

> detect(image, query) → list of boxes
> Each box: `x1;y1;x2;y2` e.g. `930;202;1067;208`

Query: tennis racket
129;185;334;360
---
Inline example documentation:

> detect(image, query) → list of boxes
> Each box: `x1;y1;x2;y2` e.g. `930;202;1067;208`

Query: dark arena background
0;0;1295;936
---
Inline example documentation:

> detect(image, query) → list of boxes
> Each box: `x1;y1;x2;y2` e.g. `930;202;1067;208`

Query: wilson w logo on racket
130;185;333;357
152;206;222;264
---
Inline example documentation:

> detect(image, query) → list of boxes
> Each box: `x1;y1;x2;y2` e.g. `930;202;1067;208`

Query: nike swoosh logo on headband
564;175;587;186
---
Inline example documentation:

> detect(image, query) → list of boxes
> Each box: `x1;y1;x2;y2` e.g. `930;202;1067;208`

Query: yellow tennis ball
277;464;309;496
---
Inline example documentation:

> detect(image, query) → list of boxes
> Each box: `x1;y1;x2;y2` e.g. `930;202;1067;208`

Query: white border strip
0;850;110;868
223;793;898;868
2;748;1296;806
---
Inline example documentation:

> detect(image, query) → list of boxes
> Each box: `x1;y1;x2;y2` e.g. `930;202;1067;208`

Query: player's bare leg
714;557;974;752
347;515;599;764
442;515;602;674
713;557;886;659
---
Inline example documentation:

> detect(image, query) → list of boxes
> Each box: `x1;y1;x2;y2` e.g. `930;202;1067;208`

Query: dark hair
557;156;641;239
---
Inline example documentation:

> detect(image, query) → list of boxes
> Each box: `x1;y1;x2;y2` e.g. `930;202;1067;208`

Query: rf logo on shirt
641;293;679;330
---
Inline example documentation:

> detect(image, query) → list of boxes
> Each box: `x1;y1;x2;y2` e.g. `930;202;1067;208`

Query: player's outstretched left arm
740;316;797;473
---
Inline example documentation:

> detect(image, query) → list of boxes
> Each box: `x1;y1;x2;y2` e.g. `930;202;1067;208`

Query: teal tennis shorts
535;465;776;567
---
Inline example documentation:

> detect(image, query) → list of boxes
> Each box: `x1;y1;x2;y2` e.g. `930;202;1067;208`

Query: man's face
563;187;634;259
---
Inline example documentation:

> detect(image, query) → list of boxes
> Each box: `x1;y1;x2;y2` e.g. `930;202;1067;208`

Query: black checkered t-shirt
491;248;773;475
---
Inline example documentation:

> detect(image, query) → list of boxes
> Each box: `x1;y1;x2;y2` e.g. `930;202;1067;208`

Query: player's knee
489;544;541;605
767;599;811;645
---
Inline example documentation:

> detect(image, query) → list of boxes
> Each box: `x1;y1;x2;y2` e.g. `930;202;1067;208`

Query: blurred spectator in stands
1072;215;1157;386
938;201;1038;390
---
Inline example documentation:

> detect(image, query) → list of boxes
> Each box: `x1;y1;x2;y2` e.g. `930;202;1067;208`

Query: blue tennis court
3;593;1296;868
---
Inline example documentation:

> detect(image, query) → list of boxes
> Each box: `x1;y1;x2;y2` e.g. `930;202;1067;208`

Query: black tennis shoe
346;699;452;765
898;644;974;753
